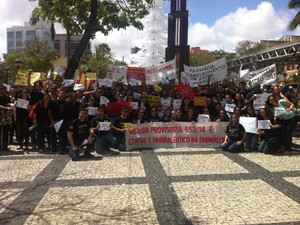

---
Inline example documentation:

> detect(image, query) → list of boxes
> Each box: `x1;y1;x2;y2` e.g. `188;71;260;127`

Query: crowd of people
0;70;299;159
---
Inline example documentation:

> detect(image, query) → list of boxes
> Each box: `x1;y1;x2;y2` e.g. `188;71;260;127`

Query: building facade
7;22;53;52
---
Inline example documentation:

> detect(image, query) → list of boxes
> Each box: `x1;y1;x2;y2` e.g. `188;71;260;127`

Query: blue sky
0;0;298;63
185;0;291;26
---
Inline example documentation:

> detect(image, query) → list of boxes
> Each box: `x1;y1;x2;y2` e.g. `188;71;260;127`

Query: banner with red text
145;59;176;85
125;122;227;150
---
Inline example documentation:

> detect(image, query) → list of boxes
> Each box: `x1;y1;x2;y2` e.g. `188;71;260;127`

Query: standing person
111;106;133;151
48;90;68;154
266;95;298;153
221;115;247;153
32;93;51;151
90;106;116;153
67;108;94;161
0;84;13;151
243;105;258;151
146;106;161;122
15;88;31;150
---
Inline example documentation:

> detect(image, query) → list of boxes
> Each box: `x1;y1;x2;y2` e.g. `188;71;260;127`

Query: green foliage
32;0;154;37
235;40;266;56
0;37;57;83
288;0;300;30
190;49;231;66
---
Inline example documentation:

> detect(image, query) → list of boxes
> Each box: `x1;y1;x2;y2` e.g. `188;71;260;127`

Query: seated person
90;106;116;153
67;108;94;161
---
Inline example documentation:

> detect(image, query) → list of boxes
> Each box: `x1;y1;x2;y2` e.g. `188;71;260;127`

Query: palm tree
288;0;300;30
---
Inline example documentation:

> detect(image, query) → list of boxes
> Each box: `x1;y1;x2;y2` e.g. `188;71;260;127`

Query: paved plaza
0;139;300;225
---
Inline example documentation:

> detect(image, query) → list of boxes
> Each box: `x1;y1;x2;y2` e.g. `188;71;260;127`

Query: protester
266;95;298;153
221;115;247;153
67;108;94;161
111;106;133;151
15;88;30;150
90;106;116;153
0;84;13;151
257;108;282;154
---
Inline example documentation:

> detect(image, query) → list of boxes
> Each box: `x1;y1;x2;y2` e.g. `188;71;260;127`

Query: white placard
131;102;139;110
74;84;85;91
100;96;110;106
64;79;74;87
98;122;111;131
54;120;63;133
197;114;210;123
3;84;11;91
172;99;181;110
16;99;29;109
128;78;139;86
101;78;113;87
225;103;236;113
239;117;257;134
253;93;272;110
257;120;271;129
133;92;141;101
274;107;286;117
88;107;98;116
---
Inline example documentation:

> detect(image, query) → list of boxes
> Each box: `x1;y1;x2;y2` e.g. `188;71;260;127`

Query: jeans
115;136;126;151
94;133;116;153
244;133;258;151
281;116;298;151
221;140;243;153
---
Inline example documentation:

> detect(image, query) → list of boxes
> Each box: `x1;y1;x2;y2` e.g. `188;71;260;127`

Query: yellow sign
15;71;41;86
148;95;160;107
86;72;97;80
194;97;206;106
123;123;134;131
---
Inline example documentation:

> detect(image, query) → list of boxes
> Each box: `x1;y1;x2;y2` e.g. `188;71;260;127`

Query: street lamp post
4;67;10;84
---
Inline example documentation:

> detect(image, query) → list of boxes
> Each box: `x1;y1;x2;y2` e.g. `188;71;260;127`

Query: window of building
16;31;22;39
7;32;14;39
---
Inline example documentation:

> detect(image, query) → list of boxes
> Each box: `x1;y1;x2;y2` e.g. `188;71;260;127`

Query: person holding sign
15;88;30;150
111;106;133;151
266;95;297;153
257;108;282;154
67;108;94;161
221;115;247;153
90;106;116;153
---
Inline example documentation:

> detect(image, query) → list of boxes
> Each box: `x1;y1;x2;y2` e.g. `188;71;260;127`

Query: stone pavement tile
158;154;249;176
0;189;23;214
0;159;52;182
284;177;300;188
172;180;300;225
154;147;215;153
57;156;146;180
24;184;159;225
241;153;300;172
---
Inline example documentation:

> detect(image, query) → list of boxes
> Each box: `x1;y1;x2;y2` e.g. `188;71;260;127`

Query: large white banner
183;57;227;85
125;122;227;150
145;59;177;84
244;64;277;86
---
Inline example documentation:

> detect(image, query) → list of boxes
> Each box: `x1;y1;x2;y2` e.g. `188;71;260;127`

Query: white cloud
188;2;298;52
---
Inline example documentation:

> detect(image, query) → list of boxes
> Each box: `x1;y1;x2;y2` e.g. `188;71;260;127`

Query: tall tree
32;0;153;79
288;0;300;30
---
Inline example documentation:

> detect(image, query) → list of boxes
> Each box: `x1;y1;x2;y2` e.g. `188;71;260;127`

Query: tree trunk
64;0;98;79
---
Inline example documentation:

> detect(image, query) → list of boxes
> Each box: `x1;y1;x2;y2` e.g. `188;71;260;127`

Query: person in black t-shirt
90;106;116;153
67;108;94;161
221;115;247;153
111;106;133;151
0;84;13;151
